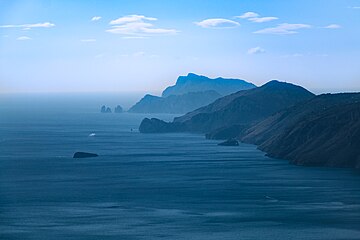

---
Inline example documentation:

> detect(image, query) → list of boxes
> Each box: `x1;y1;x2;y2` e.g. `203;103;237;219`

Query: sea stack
114;105;123;113
101;105;112;113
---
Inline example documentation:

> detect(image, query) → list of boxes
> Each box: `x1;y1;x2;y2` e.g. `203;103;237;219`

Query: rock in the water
73;152;98;158
114;105;123;113
218;138;239;146
101;105;112;113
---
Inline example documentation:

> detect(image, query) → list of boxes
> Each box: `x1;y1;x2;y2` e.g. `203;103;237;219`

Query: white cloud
81;39;96;42
17;36;31;41
254;23;311;34
248;17;278;23
195;18;240;28
350;6;360;9
122;36;148;39
107;14;178;37
0;22;55;29
236;12;278;23
91;16;102;21
247;47;265;54
236;12;259;19
324;24;341;29
110;15;157;25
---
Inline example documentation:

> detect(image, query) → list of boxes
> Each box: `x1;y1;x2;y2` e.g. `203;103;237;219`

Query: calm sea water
0;94;360;240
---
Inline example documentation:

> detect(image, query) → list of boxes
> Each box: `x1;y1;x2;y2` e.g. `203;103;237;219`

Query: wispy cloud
247;47;265;54
254;23;311;35
323;24;341;29
110;15;156;25
236;12;278;23
248;17;278;23
91;16;101;21
349;6;360;9
236;12;259;19
81;39;96;42
195;18;240;28
17;36;31;41
107;15;178;37
0;22;55;29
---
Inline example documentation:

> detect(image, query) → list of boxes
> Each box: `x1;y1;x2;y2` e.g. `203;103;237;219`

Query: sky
0;0;359;94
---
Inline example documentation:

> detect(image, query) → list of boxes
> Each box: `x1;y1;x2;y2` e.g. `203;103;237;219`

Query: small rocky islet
100;105;123;113
73;152;98;158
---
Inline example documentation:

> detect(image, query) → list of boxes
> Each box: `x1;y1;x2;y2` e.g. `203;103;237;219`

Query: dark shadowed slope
128;90;222;114
139;80;315;133
162;73;256;97
173;80;315;132
241;93;360;168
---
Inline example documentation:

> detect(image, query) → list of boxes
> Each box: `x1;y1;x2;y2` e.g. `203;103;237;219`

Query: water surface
0;95;360;240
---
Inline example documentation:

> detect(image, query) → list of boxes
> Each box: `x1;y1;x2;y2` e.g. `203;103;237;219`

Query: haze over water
1;95;360;240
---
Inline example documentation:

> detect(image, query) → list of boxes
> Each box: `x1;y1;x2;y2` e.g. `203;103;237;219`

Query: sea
0;93;360;240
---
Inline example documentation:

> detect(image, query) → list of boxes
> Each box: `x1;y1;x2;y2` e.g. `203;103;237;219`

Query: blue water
1;94;360;240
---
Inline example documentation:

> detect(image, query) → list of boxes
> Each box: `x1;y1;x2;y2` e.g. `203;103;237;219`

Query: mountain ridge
139;80;360;168
129;73;256;114
162;73;256;97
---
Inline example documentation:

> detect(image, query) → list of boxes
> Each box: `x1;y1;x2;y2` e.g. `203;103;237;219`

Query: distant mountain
128;90;222;114
139;80;315;133
162;73;256;97
129;73;256;114
240;93;360;168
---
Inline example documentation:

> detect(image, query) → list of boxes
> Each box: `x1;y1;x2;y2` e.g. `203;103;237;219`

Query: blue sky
0;0;359;94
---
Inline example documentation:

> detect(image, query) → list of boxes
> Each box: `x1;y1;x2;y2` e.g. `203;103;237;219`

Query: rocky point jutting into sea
139;79;360;168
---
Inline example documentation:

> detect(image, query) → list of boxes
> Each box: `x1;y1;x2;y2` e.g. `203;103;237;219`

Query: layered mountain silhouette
129;73;256;114
140;80;314;133
139;80;360;168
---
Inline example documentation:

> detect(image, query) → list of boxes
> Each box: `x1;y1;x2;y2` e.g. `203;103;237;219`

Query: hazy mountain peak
162;73;256;97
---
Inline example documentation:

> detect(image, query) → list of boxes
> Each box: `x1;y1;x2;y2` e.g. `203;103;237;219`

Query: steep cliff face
162;73;256;97
241;93;360;168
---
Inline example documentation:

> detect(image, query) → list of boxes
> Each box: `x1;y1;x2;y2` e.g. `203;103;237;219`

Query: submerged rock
218;138;239;146
73;152;98;158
